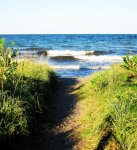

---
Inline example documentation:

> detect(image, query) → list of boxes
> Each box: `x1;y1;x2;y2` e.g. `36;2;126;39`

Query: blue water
1;34;137;77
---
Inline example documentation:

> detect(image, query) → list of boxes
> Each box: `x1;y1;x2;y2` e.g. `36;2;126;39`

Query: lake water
1;34;137;77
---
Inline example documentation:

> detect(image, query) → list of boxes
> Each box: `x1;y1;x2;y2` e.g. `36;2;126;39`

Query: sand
43;77;87;150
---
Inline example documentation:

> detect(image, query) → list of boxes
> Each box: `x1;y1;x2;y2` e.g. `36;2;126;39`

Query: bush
122;54;137;72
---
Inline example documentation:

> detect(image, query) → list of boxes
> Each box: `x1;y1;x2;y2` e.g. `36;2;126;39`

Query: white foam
47;50;94;56
51;65;80;70
75;55;123;63
91;66;111;70
47;50;123;63
51;65;110;70
19;50;37;54
19;50;123;64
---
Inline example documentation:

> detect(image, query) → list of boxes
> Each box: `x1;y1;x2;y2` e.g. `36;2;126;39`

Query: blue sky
0;0;137;34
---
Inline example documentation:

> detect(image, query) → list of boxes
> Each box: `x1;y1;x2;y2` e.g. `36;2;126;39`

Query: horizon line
1;33;137;35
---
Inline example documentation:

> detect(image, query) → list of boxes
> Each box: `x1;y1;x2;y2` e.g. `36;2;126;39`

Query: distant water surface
1;34;137;77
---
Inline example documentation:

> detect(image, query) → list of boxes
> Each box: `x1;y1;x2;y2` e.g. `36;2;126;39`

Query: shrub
122;54;137;72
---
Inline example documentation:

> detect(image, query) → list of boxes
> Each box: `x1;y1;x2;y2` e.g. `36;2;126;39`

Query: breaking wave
18;49;121;63
47;50;111;56
75;55;123;63
50;56;78;61
47;50;122;63
51;65;111;70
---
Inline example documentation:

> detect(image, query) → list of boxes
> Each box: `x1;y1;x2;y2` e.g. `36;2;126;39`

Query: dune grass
0;38;58;143
77;64;137;150
0;61;58;142
4;61;57;136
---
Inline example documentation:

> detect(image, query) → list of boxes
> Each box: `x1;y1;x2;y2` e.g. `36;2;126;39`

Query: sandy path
42;77;85;150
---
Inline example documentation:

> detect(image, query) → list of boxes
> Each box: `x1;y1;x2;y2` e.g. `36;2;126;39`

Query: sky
0;0;137;34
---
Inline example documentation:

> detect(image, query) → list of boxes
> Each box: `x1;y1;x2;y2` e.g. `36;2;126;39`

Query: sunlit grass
77;64;137;150
0;60;58;141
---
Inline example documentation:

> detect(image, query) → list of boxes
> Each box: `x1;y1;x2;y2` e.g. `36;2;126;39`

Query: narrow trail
43;77;84;150
35;78;84;150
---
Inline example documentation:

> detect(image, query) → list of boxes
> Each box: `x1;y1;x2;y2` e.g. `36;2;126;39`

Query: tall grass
77;63;137;150
0;92;27;137
0;38;58;143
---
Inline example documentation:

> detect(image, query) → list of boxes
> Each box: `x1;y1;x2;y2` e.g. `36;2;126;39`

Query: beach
1;34;137;149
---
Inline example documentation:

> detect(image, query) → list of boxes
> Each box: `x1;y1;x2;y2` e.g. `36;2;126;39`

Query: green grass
77;64;137;150
0;60;58;141
0;93;28;137
0;38;58;144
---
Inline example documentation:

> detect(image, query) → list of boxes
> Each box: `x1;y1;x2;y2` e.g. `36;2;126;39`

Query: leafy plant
0;38;18;67
0;38;18;92
122;54;137;72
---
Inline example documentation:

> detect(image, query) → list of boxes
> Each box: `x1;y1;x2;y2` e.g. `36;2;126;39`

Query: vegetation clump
0;38;58;144
77;55;137;150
